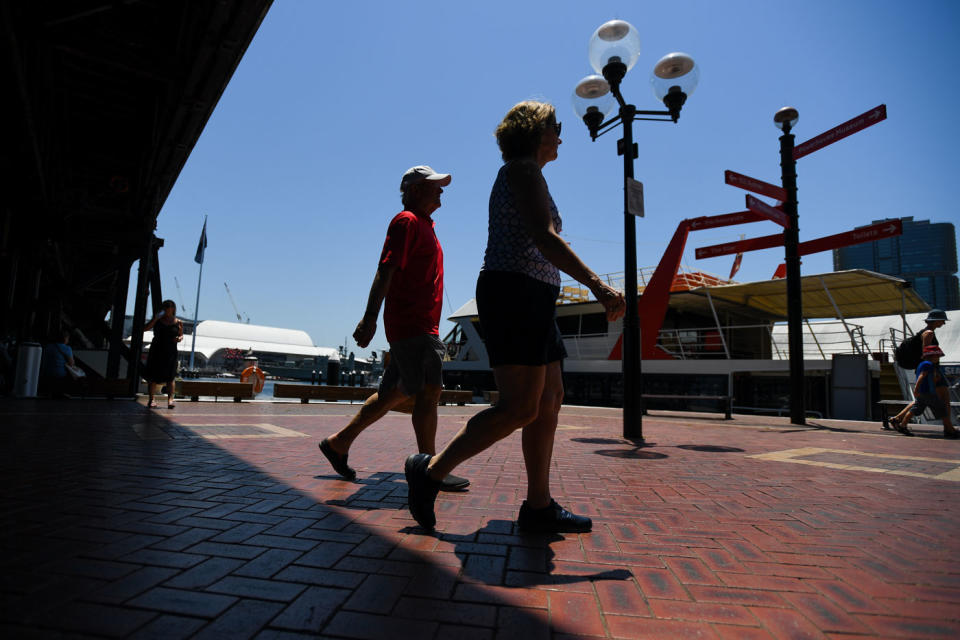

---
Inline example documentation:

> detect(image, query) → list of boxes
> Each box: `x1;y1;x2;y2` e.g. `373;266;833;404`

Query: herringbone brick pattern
1;400;958;638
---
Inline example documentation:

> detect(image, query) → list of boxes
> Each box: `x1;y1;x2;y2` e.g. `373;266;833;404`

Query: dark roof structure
1;1;272;383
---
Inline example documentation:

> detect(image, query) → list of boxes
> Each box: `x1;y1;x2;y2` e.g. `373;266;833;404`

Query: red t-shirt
379;210;443;342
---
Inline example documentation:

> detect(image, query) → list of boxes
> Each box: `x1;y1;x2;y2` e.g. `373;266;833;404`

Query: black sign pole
779;120;805;426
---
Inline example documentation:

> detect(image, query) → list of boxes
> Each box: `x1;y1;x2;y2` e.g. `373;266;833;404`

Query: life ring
240;366;265;393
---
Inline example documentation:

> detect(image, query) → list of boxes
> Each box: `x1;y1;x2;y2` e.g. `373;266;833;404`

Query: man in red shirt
319;166;469;490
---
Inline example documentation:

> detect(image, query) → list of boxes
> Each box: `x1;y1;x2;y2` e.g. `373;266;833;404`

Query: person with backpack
890;309;948;427
890;344;958;438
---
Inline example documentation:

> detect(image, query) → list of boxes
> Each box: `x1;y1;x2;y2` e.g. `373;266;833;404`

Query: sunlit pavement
2;399;959;639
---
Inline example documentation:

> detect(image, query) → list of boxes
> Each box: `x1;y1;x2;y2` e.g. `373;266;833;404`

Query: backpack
894;331;924;369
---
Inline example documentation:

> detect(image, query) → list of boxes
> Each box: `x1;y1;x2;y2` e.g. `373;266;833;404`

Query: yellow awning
670;269;929;320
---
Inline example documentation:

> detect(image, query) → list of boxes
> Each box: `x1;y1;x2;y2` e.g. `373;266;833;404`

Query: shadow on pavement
0;400;583;638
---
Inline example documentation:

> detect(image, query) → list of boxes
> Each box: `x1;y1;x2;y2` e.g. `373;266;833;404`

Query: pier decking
2;400;958;638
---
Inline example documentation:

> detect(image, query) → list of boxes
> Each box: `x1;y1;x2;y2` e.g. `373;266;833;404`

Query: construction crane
173;277;190;316
224;282;250;323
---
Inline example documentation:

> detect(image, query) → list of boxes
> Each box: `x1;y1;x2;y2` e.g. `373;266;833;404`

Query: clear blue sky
138;0;960;357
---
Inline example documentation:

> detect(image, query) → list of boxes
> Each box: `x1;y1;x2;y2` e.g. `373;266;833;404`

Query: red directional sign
695;219;904;261
695;233;783;259
793;104;887;159
725;170;786;201
688;210;767;231
745;195;790;228
798;219;902;256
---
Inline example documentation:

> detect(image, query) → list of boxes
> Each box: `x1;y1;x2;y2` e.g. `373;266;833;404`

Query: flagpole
189;215;207;371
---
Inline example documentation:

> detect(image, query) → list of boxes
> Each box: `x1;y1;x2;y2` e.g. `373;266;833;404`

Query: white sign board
626;178;644;217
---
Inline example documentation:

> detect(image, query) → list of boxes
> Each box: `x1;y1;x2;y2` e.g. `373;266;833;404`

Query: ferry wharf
2;400;959;639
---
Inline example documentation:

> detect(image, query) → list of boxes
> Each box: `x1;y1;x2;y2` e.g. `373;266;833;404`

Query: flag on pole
729;252;743;279
194;219;208;264
729;231;745;280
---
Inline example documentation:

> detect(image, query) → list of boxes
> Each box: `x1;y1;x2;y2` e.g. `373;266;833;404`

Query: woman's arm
507;160;625;320
144;311;164;332
176;320;184;342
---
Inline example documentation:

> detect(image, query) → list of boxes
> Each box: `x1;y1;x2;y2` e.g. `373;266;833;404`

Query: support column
127;236;154;395
106;260;131;379
149;243;163;313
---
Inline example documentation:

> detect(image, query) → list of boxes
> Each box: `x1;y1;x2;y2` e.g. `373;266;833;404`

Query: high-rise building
833;217;959;310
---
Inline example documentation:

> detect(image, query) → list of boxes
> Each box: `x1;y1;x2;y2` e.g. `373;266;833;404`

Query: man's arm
353;264;397;348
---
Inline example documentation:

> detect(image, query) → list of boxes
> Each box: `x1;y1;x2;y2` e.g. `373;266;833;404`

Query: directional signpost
689;104;888;426
794;105;886;159
745;195;790;228
694;220;903;260
688;210;766;231
799;219;902;256
725;170;786;201
695;234;783;259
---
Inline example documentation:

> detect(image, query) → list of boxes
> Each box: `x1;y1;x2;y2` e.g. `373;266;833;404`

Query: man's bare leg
326;385;409;454
411;384;442;454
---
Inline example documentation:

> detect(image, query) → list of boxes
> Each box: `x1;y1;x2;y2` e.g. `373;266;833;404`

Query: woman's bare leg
427;364;545;479
521;361;563;508
936;386;955;431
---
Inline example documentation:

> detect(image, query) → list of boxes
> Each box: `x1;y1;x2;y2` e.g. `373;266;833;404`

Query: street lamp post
774;106;805;426
572;20;699;440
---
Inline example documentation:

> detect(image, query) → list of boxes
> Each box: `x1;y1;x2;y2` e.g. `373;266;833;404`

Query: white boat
441;267;955;420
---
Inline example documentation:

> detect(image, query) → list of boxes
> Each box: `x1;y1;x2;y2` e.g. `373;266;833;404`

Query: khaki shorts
380;334;445;396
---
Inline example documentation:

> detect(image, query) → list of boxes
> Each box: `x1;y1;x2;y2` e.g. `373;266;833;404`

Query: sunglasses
550;121;562;136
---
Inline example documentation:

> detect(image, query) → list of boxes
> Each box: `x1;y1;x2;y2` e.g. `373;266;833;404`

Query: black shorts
476;270;566;367
913;392;947;419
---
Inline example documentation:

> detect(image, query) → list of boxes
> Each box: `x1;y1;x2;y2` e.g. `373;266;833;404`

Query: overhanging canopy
671;269;929;320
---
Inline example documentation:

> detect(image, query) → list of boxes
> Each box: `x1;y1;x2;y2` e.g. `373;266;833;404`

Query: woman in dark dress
143;299;183;408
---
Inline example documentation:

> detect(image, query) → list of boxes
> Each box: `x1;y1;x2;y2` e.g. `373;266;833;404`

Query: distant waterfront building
832;216;959;310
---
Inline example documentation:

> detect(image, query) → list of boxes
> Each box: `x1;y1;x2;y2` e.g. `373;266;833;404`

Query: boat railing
558;265;730;303
654;321;870;360
558;321;875;361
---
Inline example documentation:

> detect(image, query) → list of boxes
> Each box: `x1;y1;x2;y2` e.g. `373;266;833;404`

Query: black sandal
894;419;914;436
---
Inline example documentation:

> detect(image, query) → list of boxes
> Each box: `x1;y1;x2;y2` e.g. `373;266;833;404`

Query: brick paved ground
1;399;959;639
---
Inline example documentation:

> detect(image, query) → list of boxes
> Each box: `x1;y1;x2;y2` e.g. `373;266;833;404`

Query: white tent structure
136;320;338;366
771;309;959;365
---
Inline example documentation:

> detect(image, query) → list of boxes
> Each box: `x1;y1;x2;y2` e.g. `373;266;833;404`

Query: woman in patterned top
405;101;625;532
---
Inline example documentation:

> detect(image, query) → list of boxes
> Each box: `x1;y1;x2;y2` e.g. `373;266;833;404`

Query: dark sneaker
319;438;356;480
405;453;442;529
517;499;592;533
439;473;470;492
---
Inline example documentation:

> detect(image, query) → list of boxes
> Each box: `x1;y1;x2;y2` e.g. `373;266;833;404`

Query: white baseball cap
400;165;451;191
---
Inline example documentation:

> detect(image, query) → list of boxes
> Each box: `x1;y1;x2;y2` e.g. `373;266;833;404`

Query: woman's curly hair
494;101;556;161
